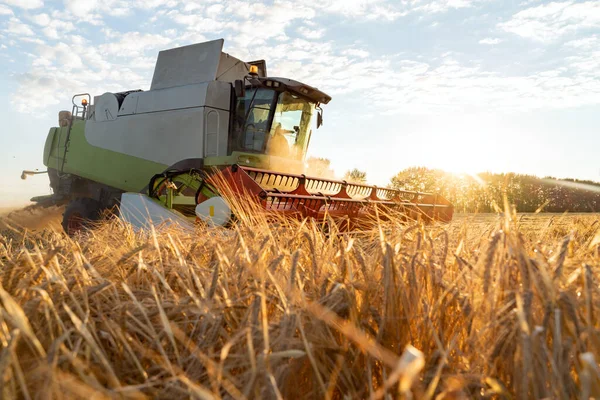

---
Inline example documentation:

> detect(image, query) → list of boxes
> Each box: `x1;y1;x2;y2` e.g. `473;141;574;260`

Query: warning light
249;65;258;75
81;99;88;106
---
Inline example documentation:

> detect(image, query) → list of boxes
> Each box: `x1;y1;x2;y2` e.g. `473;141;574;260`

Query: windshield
267;92;314;160
229;88;315;160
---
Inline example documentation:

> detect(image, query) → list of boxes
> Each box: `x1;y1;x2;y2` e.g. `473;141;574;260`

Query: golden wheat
0;209;599;399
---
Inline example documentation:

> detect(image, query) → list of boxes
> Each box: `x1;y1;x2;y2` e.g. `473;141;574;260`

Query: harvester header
24;38;452;234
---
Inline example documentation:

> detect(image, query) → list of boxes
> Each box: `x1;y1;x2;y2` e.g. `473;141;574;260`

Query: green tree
389;167;600;213
344;168;367;184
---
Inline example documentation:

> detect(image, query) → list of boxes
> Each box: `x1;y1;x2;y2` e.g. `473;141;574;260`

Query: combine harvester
23;39;453;235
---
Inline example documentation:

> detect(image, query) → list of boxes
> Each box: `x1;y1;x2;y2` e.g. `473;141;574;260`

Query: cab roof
264;77;331;105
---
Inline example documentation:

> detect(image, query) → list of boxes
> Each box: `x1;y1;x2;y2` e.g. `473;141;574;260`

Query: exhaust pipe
21;170;47;180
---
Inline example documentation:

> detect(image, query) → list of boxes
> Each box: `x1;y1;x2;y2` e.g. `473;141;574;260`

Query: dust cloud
1;205;64;232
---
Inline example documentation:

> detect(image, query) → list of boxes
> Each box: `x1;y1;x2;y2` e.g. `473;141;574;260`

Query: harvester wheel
62;198;102;236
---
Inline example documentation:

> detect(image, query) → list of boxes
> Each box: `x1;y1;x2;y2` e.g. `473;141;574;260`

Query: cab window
230;88;276;153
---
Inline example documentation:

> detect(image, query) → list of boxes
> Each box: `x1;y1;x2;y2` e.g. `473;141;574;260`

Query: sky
0;0;599;206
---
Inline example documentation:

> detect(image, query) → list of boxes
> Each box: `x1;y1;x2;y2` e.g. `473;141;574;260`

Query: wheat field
0;206;599;399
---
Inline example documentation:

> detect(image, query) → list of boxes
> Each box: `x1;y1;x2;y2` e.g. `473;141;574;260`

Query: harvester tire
62;198;102;236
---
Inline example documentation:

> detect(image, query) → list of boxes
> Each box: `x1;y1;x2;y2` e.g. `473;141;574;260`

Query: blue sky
1;0;599;206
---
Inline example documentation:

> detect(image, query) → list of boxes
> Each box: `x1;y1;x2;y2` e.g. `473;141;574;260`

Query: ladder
59;93;91;174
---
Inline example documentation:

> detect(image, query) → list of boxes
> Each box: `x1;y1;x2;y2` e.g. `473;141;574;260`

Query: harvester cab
28;38;453;235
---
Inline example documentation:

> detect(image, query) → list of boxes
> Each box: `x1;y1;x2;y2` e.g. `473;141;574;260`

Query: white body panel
150;38;260;90
95;93;119;122
85;81;231;166
119;193;194;232
81;38;268;168
151;39;224;90
195;196;232;226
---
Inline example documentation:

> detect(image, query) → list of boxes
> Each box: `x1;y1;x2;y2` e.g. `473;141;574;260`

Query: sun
414;114;507;178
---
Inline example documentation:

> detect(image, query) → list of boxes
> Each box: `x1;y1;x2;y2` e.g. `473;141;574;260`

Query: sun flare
414;115;508;178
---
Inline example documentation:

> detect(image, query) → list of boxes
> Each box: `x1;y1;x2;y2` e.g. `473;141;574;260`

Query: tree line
389;167;600;213
306;158;600;213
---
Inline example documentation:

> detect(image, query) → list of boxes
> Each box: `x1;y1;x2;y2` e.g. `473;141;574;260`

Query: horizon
1;0;599;206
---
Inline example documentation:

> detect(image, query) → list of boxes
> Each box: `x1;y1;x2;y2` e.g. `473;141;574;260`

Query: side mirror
317;110;323;129
234;80;245;98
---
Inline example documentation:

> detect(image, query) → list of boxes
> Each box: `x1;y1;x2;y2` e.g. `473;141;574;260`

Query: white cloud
43;20;75;39
11;27;600;115
62;0;177;21
129;0;175;7
19;36;45;44
99;32;173;56
565;35;598;50
0;0;43;9
24;13;75;39
63;0;98;17
248;36;600;114
287;0;474;20
36;0;485;45
0;4;13;15
104;6;130;17
168;0;317;49
12;40;152;112
500;1;600;41
566;48;600;75
13;71;87;112
315;0;401;18
367;5;407;20
100;27;119;40
412;0;479;13
297;26;325;40
170;30;207;46
342;48;370;58
35;42;83;69
205;3;223;18
231;1;316;47
28;13;50;26
4;17;35;36
166;10;226;34
167;0;475;46
5;0;600;117
479;37;502;45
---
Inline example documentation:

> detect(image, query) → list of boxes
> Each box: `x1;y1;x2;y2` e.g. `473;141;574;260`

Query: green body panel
44;120;168;192
150;171;219;217
43;121;303;196
43;127;57;165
